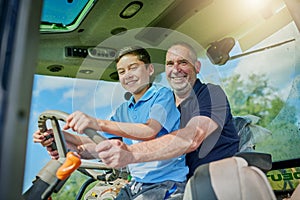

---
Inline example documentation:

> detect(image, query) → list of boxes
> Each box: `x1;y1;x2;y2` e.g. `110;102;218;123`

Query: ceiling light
79;69;94;74
120;1;143;19
87;47;117;60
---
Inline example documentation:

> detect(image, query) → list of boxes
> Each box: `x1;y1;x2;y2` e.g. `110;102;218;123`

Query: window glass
215;22;300;194
40;0;92;32
202;22;300;162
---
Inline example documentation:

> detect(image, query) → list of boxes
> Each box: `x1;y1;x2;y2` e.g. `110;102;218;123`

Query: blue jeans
115;180;186;200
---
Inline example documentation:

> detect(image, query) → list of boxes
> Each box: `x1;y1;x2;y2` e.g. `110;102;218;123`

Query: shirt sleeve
199;84;229;129
149;87;180;133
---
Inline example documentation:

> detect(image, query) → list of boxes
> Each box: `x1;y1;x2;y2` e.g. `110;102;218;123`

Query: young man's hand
63;111;99;134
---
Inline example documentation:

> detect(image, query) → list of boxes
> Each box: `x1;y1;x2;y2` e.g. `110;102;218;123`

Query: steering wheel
25;110;116;200
38;110;111;171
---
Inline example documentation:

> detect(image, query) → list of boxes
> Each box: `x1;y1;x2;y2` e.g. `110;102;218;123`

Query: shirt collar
178;79;203;105
192;79;202;94
128;84;156;107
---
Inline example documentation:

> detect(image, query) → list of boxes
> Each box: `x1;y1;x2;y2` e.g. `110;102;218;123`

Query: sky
41;0;88;25
22;22;300;192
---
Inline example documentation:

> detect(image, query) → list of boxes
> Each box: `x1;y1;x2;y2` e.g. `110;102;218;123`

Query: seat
183;157;276;200
291;184;300;200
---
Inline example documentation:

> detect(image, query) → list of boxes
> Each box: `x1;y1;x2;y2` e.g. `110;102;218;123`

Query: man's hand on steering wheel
33;129;59;160
34;110;107;162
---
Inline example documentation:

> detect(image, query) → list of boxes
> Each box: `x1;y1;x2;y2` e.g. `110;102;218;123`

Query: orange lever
56;152;81;180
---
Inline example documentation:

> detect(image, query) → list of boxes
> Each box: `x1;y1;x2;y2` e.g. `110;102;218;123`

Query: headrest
235;151;272;172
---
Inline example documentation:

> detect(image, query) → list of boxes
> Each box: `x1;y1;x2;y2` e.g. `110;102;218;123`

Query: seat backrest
291;184;300;200
183;157;276;200
233;115;272;152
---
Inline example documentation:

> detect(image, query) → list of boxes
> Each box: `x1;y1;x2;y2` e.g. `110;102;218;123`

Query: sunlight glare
242;0;270;11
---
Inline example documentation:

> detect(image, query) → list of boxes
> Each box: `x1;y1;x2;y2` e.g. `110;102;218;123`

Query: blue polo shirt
102;84;188;183
178;79;239;178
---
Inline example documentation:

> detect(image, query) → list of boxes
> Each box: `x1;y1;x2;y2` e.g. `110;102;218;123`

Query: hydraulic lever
41;152;81;199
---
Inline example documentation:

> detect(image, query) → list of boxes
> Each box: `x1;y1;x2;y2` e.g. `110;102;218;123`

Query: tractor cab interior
0;0;300;199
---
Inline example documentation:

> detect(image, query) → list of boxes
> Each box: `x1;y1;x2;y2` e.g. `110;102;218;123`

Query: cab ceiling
36;0;294;81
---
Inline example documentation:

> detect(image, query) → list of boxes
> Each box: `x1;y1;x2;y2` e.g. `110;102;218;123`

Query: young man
33;46;188;199
95;42;240;179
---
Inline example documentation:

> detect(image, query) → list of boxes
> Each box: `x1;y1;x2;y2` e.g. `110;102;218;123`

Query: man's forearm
128;126;203;163
96;116;212;168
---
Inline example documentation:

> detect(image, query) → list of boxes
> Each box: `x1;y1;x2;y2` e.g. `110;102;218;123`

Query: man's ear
195;60;201;73
148;64;155;76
